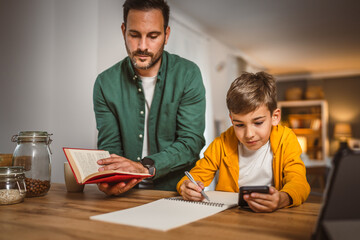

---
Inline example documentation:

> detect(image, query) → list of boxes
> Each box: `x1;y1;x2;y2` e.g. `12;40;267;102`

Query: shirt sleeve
280;130;311;207
147;67;206;180
176;138;221;193
93;75;124;156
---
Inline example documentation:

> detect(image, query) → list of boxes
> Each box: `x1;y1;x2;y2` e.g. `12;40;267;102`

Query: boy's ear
229;112;233;123
271;108;281;126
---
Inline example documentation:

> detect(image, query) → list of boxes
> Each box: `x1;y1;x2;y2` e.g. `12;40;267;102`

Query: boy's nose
245;127;255;139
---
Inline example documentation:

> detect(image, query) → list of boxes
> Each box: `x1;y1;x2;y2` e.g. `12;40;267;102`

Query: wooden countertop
0;183;321;240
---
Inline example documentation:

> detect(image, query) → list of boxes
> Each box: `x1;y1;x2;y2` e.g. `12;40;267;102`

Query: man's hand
96;154;149;196
97;154;149;174
243;186;291;213
179;180;205;201
97;179;143;196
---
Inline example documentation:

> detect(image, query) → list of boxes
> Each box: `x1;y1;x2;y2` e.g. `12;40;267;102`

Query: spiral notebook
90;191;238;231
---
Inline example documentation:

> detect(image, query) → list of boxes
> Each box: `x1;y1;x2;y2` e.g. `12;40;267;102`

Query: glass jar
12;131;52;197
0;166;26;205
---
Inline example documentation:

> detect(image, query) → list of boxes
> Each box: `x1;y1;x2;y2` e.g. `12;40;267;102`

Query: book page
64;148;153;184
70;149;110;181
90;191;239;231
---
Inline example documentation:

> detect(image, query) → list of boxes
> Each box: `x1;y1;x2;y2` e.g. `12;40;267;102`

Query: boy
177;72;310;213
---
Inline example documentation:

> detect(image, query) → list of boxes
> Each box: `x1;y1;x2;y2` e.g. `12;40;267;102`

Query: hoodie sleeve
279;128;311;207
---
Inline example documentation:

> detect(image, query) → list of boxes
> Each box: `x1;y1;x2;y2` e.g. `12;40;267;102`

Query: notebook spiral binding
166;197;225;207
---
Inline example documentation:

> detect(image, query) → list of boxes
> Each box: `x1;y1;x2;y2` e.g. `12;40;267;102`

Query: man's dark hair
123;0;170;30
226;72;278;115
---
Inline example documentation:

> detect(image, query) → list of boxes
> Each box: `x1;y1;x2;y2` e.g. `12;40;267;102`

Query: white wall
166;10;215;152
208;39;240;135
97;0;126;73
0;0;98;183
51;0;98;182
0;0;242;184
0;0;54;150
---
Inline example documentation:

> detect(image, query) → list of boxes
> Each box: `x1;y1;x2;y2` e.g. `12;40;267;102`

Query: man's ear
272;108;281;126
121;23;126;38
164;26;171;45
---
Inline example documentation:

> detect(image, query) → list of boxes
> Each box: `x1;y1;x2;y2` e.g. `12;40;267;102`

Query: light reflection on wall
329;103;358;122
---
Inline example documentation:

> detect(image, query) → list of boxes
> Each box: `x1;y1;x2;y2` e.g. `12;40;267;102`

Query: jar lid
0;166;25;177
12;131;53;144
18;131;50;137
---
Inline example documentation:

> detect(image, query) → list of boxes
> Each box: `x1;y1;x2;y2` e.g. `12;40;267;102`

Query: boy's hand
244;186;291;212
179;180;205;201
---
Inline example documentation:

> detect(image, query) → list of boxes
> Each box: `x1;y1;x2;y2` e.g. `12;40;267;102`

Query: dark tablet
312;148;360;240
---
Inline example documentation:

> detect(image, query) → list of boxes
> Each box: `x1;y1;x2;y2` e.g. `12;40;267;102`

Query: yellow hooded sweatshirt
177;125;310;207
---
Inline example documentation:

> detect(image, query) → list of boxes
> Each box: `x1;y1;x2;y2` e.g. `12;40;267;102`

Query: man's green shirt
93;51;206;191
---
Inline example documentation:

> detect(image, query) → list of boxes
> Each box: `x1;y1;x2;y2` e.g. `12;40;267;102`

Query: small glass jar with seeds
12;131;52;197
0;166;26;205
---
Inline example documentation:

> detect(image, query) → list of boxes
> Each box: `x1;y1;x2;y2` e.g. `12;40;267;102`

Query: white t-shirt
238;140;273;187
140;75;157;159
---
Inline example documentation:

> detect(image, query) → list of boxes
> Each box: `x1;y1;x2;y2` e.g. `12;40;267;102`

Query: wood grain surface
0;183;321;240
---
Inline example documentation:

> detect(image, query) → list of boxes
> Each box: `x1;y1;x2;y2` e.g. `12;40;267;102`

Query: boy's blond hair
226;71;277;114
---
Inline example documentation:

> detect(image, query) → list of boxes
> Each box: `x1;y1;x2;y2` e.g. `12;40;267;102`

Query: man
93;0;206;195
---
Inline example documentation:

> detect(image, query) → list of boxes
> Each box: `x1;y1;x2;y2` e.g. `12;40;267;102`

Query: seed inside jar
25;178;50;197
0;189;25;205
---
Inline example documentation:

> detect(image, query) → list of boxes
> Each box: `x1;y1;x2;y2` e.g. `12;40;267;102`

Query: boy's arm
176;138;222;194
278;191;292;208
280;131;311;207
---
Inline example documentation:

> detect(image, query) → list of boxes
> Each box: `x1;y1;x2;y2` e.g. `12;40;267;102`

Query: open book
63;148;152;184
90;191;239;231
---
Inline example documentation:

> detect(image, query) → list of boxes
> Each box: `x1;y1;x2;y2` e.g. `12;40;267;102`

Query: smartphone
238;186;270;207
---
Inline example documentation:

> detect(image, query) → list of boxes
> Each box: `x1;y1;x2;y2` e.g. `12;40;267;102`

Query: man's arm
94;76;147;196
93;75;124;156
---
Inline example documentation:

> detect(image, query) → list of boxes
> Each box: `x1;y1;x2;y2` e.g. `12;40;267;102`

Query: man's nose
137;37;148;51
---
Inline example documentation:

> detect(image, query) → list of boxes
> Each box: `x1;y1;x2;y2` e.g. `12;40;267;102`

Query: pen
184;171;210;202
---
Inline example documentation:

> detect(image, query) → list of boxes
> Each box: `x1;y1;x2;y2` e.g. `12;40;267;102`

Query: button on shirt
93;51;206;191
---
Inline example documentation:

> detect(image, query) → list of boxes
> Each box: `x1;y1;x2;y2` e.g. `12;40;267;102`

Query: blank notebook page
90;191;238;231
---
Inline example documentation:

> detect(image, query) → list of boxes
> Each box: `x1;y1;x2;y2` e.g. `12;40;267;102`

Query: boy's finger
249;197;271;206
250;191;272;200
269;186;276;194
184;190;204;201
184;180;202;192
196;181;205;189
248;201;267;213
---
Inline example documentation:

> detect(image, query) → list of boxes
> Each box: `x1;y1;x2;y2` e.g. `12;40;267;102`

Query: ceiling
169;0;360;78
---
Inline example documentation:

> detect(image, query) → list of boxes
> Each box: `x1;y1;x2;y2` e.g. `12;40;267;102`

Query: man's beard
126;42;165;70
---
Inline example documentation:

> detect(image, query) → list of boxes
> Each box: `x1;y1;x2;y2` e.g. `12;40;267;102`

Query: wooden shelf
278;100;328;161
288;113;321;119
292;128;321;135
